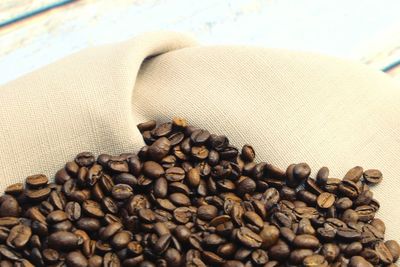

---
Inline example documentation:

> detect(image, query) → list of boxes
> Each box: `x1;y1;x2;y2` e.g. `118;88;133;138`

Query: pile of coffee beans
0;118;398;267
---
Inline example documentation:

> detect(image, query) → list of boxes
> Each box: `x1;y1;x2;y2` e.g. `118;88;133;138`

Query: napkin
1;32;399;241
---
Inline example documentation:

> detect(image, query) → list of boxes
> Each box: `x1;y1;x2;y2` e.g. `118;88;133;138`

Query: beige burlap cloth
1;32;399;240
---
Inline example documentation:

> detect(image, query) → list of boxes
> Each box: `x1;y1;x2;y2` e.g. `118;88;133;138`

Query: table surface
1;0;400;85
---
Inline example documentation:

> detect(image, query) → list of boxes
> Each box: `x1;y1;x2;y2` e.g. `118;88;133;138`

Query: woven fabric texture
1;32;399;241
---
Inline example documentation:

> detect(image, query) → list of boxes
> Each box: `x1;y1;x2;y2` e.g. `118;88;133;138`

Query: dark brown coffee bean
289;249;314;264
363;169;383;184
375;241;394;264
143;161;164;179
6;225;31;249
236;227;262;248
241;145;255;162
169;193;191;207
148;137;171;161
336;228;361;241
268;239;290;260
237;177;256;196
194;205;216;221
75;152;95;167
152;122;173;138
82;200;104;218
188;168;201;188
190;129;210;145
165;167;185;182
293;234;320;249
0;196;20;217
25;187;51;201
48;231;83;250
344;242;363;256
154;234;172;254
251;248;268;265
355;205;375;222
4;183;24;197
76;217;101;232
303;254;328;267
344;166;364;182
293;163;311;182
385;240;400;262
321;243;340;262
191;146;209;160
108;156;129;173
317;192;335;209
349;256;373;267
66;250;89;267
137;120;157;133
111;184;133;200
25;174;48;188
111;231;132;250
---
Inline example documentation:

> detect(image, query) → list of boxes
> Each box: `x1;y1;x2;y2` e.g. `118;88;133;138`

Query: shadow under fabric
0;32;399;241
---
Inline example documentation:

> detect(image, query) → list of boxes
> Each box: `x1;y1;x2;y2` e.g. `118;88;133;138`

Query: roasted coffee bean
303;254;328;267
25;187;51;201
293;234;320;249
344;166;364;182
317;192;335;209
375;241;394;264
48;231;83;250
289;249;313;264
66;251;88;267
75;152;95;167
349;256;373;267
111;184;133;200
197;205;218;221
165;167;185;182
363;169;383;184
241;145;255;162
142;161;164;179
148;137;171;162
6;225;31;249
236;227;263;248
0;196;20;217
187;168;201;188
169;193;191;207
137;120;157;133
269;239;290;260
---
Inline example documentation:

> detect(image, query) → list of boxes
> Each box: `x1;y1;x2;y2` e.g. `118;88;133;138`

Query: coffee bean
165;167;185;182
25;187;51;201
293;234;320;249
111;184;133;200
0;196;20;217
6;225;31;249
190;129;210;144
169;193;191;207
236;227;263;248
303;254;328;267
188;168;201;188
143;161;164;179
148;137;171;161
241;145;255;162
317;192;335;209
195;205;217;221
152;122;173;138
349;256;373;267
363;169;383;184
344;166;364;182
75;152;95;167
137;120;157;133
48;231;82;250
25;174;48;188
